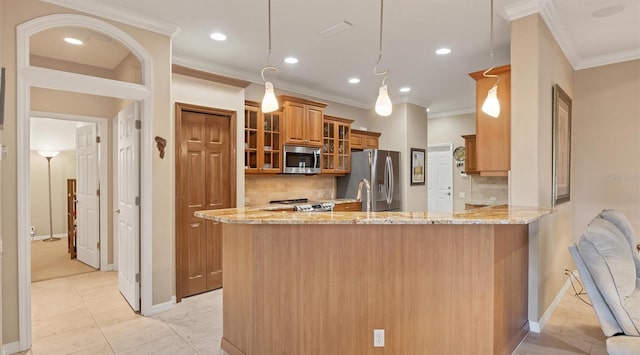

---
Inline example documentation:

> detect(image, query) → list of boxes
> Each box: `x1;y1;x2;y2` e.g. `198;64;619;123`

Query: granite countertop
195;204;551;225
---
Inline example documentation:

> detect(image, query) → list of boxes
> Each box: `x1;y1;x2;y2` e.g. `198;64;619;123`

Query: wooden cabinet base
221;223;529;355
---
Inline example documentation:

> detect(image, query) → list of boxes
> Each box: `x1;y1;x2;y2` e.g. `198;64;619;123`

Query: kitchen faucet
356;178;371;212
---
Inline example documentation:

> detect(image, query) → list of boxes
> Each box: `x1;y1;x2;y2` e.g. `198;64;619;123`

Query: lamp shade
482;85;500;118
375;84;392;117
261;82;279;113
38;150;60;158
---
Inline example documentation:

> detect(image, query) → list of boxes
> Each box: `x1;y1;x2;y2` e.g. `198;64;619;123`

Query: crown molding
172;54;371;110
503;0;578;68
427;107;475;119
41;0;181;37
503;0;640;70
575;48;640;70
395;96;432;110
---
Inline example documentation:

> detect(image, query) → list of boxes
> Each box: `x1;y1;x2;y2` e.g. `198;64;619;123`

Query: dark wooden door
176;104;235;300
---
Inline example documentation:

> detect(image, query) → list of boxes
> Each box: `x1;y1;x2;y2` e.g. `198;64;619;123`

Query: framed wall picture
552;84;572;205
411;148;425;185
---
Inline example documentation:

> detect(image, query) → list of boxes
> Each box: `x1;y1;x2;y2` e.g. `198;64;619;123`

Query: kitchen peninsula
196;205;550;355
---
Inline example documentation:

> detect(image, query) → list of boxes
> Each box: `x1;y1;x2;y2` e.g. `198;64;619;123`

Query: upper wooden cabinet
469;64;511;176
351;129;381;150
244;101;282;174
280;95;327;147
462;134;478;175
322;115;353;174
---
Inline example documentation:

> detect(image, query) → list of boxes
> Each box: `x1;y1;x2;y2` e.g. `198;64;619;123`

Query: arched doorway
16;13;154;350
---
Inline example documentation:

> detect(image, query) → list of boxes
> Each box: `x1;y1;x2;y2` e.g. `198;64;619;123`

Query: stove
269;198;335;212
293;202;335;212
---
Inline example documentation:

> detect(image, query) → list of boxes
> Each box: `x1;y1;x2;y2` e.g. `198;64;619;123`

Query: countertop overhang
195;204;551;225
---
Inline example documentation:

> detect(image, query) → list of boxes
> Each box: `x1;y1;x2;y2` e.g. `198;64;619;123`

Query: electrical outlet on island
373;329;384;347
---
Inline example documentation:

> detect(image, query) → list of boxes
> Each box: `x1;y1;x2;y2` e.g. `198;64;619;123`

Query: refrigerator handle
383;156;389;202
385;156;393;204
388;156;394;204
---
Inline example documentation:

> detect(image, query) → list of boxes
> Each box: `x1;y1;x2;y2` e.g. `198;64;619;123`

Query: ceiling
30;26;131;69
41;0;640;116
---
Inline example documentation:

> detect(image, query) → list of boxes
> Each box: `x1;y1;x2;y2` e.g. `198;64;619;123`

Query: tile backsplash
468;176;508;205
245;175;336;206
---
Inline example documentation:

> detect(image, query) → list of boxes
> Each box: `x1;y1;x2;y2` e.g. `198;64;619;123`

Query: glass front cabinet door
244;102;282;173
322;115;353;174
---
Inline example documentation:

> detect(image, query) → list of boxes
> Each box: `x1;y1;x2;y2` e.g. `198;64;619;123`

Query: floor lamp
38;150;61;242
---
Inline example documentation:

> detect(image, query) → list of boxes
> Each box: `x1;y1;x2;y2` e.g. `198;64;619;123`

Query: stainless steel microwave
283;145;321;174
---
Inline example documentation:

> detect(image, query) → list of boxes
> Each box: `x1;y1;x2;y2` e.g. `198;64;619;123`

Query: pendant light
261;0;278;113
481;0;500;118
373;0;392;117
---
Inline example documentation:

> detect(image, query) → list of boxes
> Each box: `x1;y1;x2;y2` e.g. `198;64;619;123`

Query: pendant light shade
260;0;279;113
262;81;278;113
482;0;500;119
482;85;500;118
375;84;392;116
373;0;392;117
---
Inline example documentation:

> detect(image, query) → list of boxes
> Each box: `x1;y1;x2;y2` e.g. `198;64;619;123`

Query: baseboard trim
31;233;67;241
149;295;176;315
102;264;115;271
3;341;21;355
529;275;572;333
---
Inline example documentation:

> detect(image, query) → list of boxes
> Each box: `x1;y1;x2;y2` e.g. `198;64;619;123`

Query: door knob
114;209;121;213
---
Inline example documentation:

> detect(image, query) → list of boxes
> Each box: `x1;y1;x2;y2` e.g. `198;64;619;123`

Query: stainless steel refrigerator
337;149;402;212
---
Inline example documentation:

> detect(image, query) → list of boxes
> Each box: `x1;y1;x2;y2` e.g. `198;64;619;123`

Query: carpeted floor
31;237;96;282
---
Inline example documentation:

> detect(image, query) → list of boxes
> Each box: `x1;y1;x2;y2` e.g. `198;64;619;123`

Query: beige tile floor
18;271;608;355
20;271;225;355
513;288;608;354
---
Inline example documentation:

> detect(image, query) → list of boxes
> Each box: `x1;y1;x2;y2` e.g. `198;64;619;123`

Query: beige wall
30;151;76;237
245;175;335;206
31;87;119;117
427;113;475;211
30;54;115;80
573;60;640;234
2;0;173;344
405;103;428;212
511;14;575;321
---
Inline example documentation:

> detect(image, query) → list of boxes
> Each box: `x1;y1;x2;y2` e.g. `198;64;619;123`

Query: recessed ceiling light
348;78;360;84
592;5;625;18
284;57;298;64
209;32;227;41
64;37;83;45
435;48;451;55
400;87;411;93
427;108;431;112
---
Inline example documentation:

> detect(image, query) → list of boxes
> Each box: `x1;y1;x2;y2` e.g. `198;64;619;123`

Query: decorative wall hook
155;136;166;159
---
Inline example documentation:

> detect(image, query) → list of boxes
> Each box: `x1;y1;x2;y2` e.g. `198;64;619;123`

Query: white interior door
76;124;100;268
117;102;140;311
427;145;453;213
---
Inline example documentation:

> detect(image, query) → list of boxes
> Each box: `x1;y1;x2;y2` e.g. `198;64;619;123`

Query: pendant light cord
262;0;277;81
373;0;389;85
482;0;500;86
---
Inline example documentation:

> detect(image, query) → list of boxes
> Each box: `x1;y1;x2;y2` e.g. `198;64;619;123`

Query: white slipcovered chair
568;210;640;354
